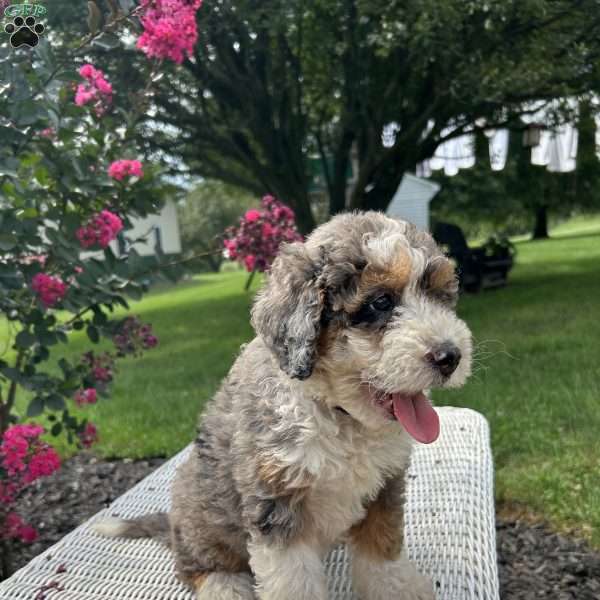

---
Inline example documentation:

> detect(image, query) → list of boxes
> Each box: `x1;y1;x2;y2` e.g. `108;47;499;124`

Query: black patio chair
432;222;515;293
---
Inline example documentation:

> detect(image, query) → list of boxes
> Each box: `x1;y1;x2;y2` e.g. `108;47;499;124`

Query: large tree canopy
44;0;600;232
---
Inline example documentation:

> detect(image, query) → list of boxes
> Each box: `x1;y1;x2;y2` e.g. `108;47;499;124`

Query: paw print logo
4;15;45;48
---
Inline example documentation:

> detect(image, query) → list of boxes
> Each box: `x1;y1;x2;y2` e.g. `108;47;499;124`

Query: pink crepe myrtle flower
0;480;18;504
37;127;56;139
79;64;96;79
23;446;61;484
78;423;98;448
75;64;113;116
76;210;123;249
17;523;37;543
3;512;38;543
137;0;203;64
31;273;68;308
223;195;302;273
112;316;159;356
107;160;144;181
223;239;238;260
244;209;261;223
0;425;60;543
81;351;115;384
1;424;60;482
74;388;98;406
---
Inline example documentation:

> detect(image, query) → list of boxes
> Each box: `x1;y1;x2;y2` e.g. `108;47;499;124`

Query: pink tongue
392;392;440;444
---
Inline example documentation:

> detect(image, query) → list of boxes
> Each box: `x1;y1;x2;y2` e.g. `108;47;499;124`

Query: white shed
114;199;182;257
386;173;440;231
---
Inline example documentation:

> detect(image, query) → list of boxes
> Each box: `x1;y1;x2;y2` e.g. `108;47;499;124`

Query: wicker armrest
0;407;499;599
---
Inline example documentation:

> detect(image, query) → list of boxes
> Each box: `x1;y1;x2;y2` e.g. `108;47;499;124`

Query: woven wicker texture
0;407;499;599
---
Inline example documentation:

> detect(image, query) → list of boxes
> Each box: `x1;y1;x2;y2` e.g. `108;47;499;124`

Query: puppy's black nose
426;342;461;377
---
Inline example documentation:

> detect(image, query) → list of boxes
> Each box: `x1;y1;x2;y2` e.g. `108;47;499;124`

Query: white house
114;199;181;257
386;173;440;231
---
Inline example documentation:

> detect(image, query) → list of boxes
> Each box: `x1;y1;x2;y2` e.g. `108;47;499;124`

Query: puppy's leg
195;572;256;600
352;550;434;600
249;541;327;600
349;476;435;600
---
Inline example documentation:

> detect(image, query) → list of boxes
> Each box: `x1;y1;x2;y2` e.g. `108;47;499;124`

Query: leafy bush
0;0;203;577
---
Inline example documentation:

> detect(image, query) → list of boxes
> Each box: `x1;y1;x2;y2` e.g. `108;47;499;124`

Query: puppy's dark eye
370;294;394;312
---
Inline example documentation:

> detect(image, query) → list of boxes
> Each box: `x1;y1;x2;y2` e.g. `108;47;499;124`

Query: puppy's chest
306;428;410;545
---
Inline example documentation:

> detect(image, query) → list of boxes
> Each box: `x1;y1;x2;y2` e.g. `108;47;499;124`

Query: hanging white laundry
531;123;578;172
427;131;475;176
487;129;509;171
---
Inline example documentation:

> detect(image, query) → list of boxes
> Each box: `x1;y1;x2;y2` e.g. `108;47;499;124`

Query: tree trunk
288;192;316;235
532;206;549;239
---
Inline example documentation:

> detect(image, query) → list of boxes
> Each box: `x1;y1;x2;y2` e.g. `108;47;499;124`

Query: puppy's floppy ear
251;242;325;380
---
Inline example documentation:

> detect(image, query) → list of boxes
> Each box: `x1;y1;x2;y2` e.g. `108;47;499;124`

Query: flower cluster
74;64;113;116
223;195;302;273
0;425;60;543
107;160;144;182
112;317;158;357
3;512;37;543
31;273;68;308
78;423;98;449
37;127;56;139
81;351;115;385
137;0;202;64
74;351;116;404
76;209;123;249
73;388;97;406
1;425;60;483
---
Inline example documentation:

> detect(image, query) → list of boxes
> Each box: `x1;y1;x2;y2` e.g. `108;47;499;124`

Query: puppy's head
252;211;472;442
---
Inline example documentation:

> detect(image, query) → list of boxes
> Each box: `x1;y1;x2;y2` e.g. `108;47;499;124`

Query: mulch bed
7;453;600;598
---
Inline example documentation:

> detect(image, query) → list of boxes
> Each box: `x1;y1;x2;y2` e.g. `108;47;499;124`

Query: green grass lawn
435;220;600;544
12;272;258;458
6;216;600;545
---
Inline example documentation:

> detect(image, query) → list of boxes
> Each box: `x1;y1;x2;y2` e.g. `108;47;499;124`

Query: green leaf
15;330;36;349
92;32;121;50
87;0;102;34
34;38;56;70
46;393;66;411
50;422;63;436
0;233;17;251
0;158;19;178
123;284;143;301
54;69;80;82
14;100;43;127
113;295;129;309
26;396;45;417
37;330;58;346
86;324;100;343
92;309;107;326
1;367;21;382
104;246;117;268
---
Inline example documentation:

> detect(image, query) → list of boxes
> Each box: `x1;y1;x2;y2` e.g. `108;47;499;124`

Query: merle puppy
96;211;472;600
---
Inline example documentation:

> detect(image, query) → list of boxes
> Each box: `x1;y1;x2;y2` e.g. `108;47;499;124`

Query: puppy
95;211;472;600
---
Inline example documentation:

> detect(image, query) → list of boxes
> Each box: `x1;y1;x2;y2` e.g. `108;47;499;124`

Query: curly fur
95;212;473;600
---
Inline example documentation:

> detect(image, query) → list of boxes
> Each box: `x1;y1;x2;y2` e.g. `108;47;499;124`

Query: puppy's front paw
398;568;435;600
353;551;436;600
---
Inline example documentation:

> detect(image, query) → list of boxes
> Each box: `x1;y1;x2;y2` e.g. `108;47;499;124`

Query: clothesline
415;98;598;177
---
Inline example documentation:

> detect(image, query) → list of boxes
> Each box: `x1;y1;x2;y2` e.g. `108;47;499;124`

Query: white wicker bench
0;407;499;599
